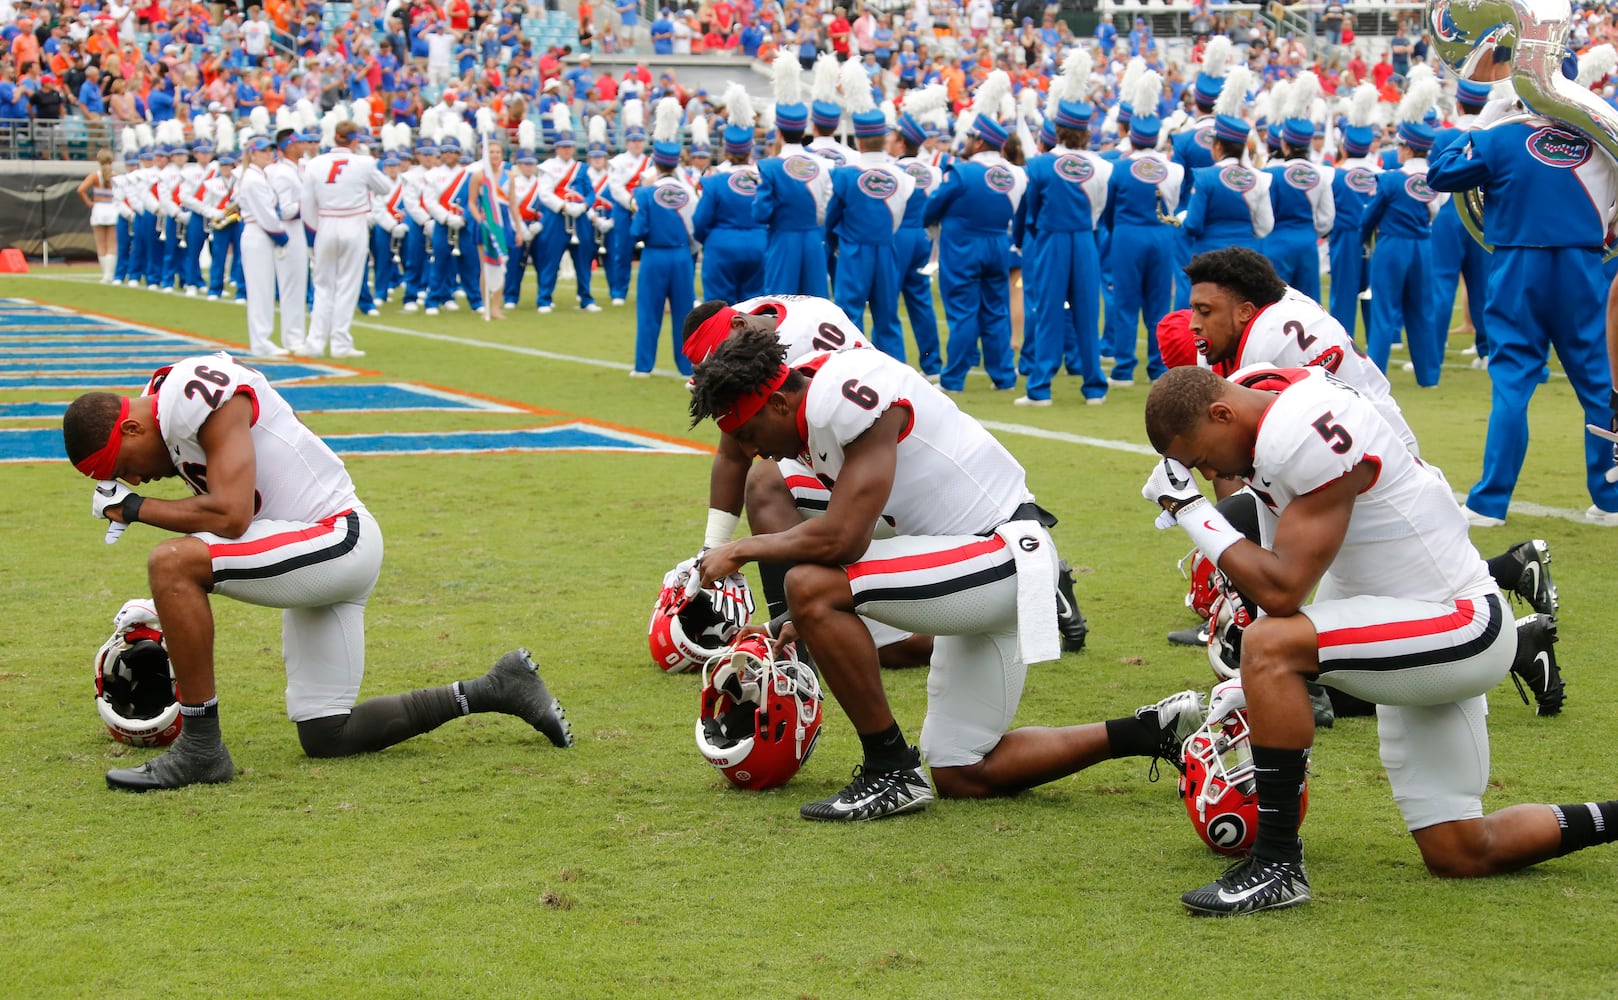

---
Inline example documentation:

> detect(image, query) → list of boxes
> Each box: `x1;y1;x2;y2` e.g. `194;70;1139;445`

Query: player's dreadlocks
1144;366;1230;453
62;392;124;467
689;325;799;428
1184;247;1288;309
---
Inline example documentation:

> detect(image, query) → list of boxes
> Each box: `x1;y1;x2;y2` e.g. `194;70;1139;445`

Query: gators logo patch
1526;125;1593;168
1131;158;1169;183
902;161;935;191
783;155;822;181
728;170;759;195
857;169;899;199
1284;163;1319;190
1220;165;1256;192
1195;128;1215;149
985;164;1017;193
1054;154;1095;183
812;146;847;167
654;185;690;209
1403;174;1437;202
1343;166;1377;195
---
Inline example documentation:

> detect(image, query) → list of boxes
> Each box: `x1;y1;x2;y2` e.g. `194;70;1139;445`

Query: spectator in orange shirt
12;21;42;71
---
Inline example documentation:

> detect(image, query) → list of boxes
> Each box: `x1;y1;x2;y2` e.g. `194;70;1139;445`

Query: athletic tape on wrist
1175;496;1242;566
704;507;740;550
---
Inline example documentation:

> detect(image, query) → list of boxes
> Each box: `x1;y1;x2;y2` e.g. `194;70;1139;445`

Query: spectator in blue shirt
1129;16;1151;56
740;22;763;57
78;67;106;119
1095;18;1117;54
651;9;675;53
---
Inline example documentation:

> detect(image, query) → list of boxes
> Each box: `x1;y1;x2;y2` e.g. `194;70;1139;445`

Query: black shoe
484;648;575;747
1506;540;1558;617
1509;614;1564;717
1168;623;1210;647
106;730;234;792
1306;682;1334;729
1183;853;1311;916
1056;560;1089;652
1136;689;1204;776
800;752;934;822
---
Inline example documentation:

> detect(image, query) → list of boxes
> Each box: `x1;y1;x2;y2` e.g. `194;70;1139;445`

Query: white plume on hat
840;57;874;114
589;114;609;148
1578;43;1618;87
1119;57;1146;108
1047;47;1093;119
1133;70;1163;122
1348;82;1378;128
121;126;138;155
351;97;370;125
274;106;297;134
723;82;755;130
1215;65;1253;119
551;101;572;136
1202;35;1233;79
295;98;318;130
812;52;841;104
191;112;213;147
1018;86;1041;124
690;114;710;149
623;97;645;131
1286;71;1321;122
653;96;682;144
134;121;154;149
517;118;537;151
771;51;803;105
1397;75;1442;126
248;105;269;133
421;105;442;143
214;115;236;154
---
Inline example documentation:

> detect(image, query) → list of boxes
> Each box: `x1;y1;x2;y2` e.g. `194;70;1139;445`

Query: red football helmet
694;634;823;790
648;560;749;673
1178;689;1308;856
93;599;182;747
1205;592;1254;682
1181;548;1222;621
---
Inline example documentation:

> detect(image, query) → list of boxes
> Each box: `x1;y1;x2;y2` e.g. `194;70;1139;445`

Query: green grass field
3;266;1615;997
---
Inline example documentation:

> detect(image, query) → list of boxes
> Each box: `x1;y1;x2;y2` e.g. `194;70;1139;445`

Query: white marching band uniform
265;154;309;349
301;146;393;355
237;162;292;356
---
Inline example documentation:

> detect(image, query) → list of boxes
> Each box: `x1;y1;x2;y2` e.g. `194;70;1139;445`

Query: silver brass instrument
1427;0;1618;258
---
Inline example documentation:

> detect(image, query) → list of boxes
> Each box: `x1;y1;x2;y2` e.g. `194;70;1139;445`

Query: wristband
766;611;792;639
119;493;145;525
704;507;740;550
1174;496;1242;566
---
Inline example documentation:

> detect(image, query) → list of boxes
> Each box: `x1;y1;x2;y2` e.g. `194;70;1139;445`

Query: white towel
994;519;1061;664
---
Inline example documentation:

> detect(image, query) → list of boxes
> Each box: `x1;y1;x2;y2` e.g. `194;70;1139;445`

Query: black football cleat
1183;853;1311;917
1506;540;1559;618
106;732;234;792
800;751;934;822
1137;689;1204;776
1509;614;1565;717
1056;560;1089;652
484;648;575;747
1168;623;1211;647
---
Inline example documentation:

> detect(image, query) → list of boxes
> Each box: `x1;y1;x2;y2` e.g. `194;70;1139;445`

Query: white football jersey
795;348;1032;536
1243;367;1492;603
146;354;361;524
734;294;870;365
1235;287;1419;456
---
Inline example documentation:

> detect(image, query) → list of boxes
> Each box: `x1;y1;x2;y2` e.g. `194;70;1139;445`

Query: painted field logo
985;164;1017;193
1285;163;1319;190
654;185;690;210
1195;128;1215;150
783;155;821;181
728;170;759;195
1131;158;1169;184
857;169;899;199
1054;154;1094;183
1220;166;1255;192
1345;166;1377;195
903;161;935;191
1403;174;1437;202
1527;126;1592;168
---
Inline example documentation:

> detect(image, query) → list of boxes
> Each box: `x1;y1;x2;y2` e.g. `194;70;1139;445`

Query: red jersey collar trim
1234;301;1275;368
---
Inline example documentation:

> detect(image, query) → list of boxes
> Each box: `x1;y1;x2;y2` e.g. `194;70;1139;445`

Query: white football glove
447;214;465;231
92;479;132;521
1207;676;1246;722
661;557;699;599
1142;457;1205;529
708;573;755;630
527;221;543;240
111;598;160;635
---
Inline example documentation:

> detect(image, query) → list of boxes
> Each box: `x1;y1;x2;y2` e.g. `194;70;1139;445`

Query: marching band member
825;91;914;360
1328;84;1381;341
303;120;394;357
889;86;947;378
130;132;159;288
574;115;616;314
630;98;700;377
1182;66;1273;259
1427;76;1496;363
1360;77;1445;384
1263;71;1335;303
426;133;486;315
606;99;652;306
1169;36;1231;308
200;123;245;303
237;135;297;357
112;131;139;284
1103;70;1184;386
79;148;121;284
400;135;438;312
505;121;543;312
358;146;407;317
530;105;589;314
266;127;310;352
469;125;514;320
692;83;766;304
176;128;214;297
155;127;185;291
924;72;1027;396
754;53;833;298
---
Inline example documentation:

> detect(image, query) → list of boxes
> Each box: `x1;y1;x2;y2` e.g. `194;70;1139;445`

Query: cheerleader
77;149;121;283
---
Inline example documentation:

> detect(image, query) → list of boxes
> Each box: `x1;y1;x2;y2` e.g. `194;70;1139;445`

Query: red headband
682;306;739;364
716;365;790;434
74;395;130;480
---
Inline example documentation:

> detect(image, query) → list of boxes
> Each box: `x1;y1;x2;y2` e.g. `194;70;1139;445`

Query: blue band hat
1038;117;1056;149
1281;117;1315;147
1129;113;1160;146
515;147;538;163
217;151;239;165
811;99;842;129
1117;100;1134;127
417;141;440;155
1194;71;1224;108
380;152;400;167
1455;78;1492;107
774;101;808;131
1341;124;1374;156
246;135;275;152
972;115;1009;149
1055;98;1092;130
852;108;887;138
652;140;683;167
138;146;155;159
439;136;462;153
192;140;214;154
554;131;576;147
1213;114;1250;144
625;124;647;140
897;110;927;146
723;123;753;154
123;151;140;164
1397;121;1436;152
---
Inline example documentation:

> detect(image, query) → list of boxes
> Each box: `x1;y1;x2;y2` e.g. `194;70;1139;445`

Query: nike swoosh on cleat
1534;651;1552;686
1216;878;1279;906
